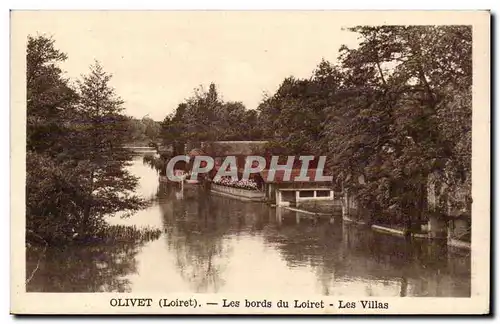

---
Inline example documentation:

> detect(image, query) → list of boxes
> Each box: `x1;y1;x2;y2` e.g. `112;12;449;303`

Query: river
26;152;471;297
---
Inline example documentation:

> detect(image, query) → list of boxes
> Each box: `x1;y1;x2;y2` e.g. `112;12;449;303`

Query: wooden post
276;206;283;225
342;189;350;218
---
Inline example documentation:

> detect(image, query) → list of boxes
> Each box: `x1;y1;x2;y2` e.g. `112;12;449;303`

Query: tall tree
257;26;472;230
258;61;342;155
26;35;81;243
183;84;218;143
142;116;161;143
324;25;472;227
73;61;146;232
175;83;263;145
161;103;188;155
26;35;78;155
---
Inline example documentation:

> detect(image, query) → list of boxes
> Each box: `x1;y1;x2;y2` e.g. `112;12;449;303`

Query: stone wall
427;171;471;218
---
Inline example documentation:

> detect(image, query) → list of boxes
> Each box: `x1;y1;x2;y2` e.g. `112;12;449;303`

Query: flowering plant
212;177;259;191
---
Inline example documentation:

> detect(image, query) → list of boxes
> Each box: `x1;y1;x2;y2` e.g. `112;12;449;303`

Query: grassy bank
26;224;162;248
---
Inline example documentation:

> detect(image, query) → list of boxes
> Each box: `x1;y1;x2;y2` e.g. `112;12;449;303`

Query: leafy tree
125;117;147;144
71;61;147;232
26;35;78;155
182;83;221;143
26;35;81;244
326;26;472;228
258;60;343;155
161;103;188;155
26;151;87;244
256;26;471;231
160;83;264;153
142;117;161;143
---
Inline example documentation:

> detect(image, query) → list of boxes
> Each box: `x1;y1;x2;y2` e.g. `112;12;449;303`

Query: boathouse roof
259;169;331;184
200;141;268;156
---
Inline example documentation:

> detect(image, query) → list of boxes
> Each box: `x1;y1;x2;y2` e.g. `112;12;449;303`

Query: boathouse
189;141;336;205
259;169;334;206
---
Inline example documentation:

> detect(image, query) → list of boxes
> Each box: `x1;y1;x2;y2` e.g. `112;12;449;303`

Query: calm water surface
27;153;471;297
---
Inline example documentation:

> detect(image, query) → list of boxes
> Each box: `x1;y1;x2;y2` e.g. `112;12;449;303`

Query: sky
15;11;361;121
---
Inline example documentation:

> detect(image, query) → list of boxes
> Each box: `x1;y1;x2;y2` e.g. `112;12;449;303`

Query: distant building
194;141;334;205
201;140;269;171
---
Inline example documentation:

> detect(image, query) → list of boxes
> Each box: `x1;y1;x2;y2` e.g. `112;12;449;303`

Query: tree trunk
82;204;91;232
375;61;387;87
404;216;412;240
417;178;428;227
402;193;413;240
81;170;95;232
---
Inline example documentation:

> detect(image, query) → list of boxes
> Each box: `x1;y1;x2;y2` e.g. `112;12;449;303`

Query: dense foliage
257;26;472;227
155;26;471;229
27;24;471;242
26;35;148;245
126;116;161;147
160;83;263;156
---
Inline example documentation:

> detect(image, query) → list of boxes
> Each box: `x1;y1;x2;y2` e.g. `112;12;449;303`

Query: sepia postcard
10;10;490;315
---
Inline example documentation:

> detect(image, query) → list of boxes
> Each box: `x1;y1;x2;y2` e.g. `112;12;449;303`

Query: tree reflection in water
30;182;470;295
156;184;470;296
159;184;230;293
263;207;470;297
26;241;144;292
262;208;345;296
158;183;273;293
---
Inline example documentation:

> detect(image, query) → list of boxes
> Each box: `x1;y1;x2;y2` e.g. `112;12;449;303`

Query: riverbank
155;174;471;251
26;224;163;247
284;206;471;250
26;156;472;296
